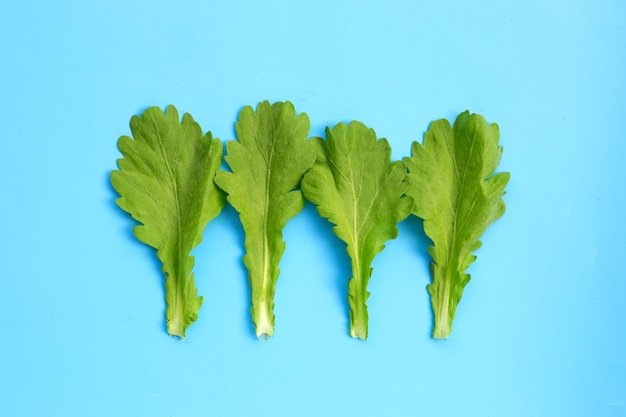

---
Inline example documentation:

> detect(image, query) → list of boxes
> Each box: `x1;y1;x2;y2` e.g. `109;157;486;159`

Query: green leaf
111;105;225;338
302;121;413;340
214;101;316;338
404;111;510;339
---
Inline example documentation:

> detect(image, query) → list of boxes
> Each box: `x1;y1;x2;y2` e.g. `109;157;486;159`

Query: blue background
1;0;625;416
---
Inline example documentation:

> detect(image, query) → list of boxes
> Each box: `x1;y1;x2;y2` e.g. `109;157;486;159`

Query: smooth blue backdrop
1;1;625;416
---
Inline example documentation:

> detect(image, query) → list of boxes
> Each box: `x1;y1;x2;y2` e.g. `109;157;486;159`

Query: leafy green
302;122;413;340
404;111;509;339
111;105;225;338
214;101;316;338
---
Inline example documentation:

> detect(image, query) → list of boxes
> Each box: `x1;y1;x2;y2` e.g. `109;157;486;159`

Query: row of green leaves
111;101;509;341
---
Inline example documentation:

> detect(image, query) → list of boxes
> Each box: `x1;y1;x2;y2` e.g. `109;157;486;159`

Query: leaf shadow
216;203;258;339
300;202;352;335
398;213;436;338
104;169;168;333
399;214;433;268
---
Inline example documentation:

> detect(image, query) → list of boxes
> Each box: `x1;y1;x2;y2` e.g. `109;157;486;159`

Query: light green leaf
404;111;510;339
302;121;413;340
214;101;316;338
111;105;225;338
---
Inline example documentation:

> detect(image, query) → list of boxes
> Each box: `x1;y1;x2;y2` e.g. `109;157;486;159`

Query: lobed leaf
214;101;316;338
302;121;413;340
404;111;509;339
111;105;225;338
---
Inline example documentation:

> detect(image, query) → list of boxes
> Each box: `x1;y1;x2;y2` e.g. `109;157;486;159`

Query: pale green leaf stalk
302;122;413;340
111;105;225;338
404;111;509;339
214;101;316;339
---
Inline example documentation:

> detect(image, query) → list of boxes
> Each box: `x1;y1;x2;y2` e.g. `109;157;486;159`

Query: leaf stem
349;296;368;340
253;299;274;339
431;265;453;339
348;259;369;340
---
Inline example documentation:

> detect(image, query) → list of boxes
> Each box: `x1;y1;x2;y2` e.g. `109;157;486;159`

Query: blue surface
1;1;625;416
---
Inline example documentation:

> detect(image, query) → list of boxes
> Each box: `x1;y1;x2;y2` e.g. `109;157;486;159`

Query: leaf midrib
343;138;381;300
250;117;276;301
347;145;361;288
447;122;479;262
433;124;476;331
154;123;185;319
